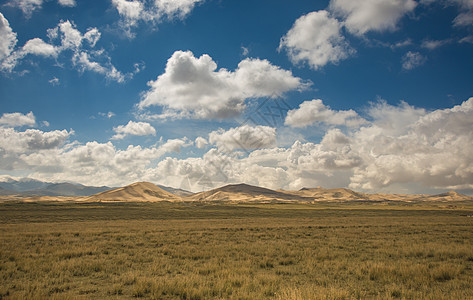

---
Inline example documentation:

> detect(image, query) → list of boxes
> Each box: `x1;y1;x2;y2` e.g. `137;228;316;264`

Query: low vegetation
1;201;473;299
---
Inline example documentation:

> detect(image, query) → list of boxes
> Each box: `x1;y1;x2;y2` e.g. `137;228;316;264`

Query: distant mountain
22;183;112;197
0;186;16;196
0;177;50;192
84;182;180;202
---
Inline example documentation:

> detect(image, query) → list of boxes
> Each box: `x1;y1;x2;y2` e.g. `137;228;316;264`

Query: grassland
1;201;473;299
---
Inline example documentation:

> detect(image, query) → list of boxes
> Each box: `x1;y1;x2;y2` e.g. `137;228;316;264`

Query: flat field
1;201;473;299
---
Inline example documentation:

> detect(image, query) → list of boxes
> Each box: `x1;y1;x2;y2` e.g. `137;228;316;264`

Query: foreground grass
0;201;473;299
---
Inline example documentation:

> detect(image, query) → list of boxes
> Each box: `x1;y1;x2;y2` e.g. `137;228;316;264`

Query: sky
1;0;473;194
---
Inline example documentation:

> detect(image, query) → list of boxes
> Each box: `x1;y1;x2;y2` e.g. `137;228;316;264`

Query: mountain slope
189;183;311;202
157;185;193;197
84;182;180;202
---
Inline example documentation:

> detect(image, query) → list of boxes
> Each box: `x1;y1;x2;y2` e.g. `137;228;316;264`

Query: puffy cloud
195;136;208;149
285;99;367;128
0;112;36;127
0;127;72;153
112;0;203;37
349;98;473;190
0;13;17;64
2;19;134;82
143;98;473;193
279;10;354;70
209;125;276;152
22;38;58;57
2;100;472;194
112;121;156;140
139;50;308;119
402;51;427;70
330;0;417;35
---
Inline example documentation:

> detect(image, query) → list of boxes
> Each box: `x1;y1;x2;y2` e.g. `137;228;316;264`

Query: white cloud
195;136;208;149
2;100;472;194
421;39;452;50
112;121;156;140
2;19;134;82
7;0;76;16
0;127;72;153
99;111;116;119
58;0;76;7
279;10;354;70
285;99;367;128
0;13;17;65
139;50;308;119
452;0;473;26
143;98;473;193
72;51;126;83
209;125;276;152
22;38;58;57
0;112;36;127
112;0;203;37
402;51;427;70
6;0;43;18
349;98;473;190
330;0;417;35
49;77;60;85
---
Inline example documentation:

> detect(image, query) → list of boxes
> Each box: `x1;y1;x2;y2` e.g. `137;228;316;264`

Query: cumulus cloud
0;126;190;186
112;0;203;37
112;121;156;140
0;112;36;127
1;19;134;81
209;125;276;152
0;13;17;63
22;38;58;57
279;10;354;70
195;136;208;149
0;127;72;153
285;99;367;128
402;51;427;70
330;0;417;35
139;50;308;119
2;100;472;194
143;98;473;193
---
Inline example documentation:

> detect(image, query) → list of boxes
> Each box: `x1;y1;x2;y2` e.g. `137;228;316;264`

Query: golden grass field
1;201;473;299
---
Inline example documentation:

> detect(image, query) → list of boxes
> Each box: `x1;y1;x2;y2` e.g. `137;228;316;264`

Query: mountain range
0;177;191;197
1;178;472;203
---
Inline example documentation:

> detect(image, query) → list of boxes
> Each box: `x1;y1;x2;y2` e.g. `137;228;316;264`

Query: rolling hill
83;182;181;202
189;183;312;202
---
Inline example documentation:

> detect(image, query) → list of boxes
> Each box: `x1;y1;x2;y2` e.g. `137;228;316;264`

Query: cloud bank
1;98;472;194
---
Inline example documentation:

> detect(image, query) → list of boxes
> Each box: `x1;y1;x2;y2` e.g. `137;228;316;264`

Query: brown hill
287;187;369;201
83;182;180;202
188;183;311;202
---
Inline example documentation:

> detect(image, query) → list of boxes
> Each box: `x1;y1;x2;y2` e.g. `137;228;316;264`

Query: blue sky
1;0;473;194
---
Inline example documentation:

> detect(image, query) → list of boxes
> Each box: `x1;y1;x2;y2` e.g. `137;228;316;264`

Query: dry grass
0;201;472;299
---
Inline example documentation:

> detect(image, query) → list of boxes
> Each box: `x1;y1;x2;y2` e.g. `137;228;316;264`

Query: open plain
1;198;473;299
